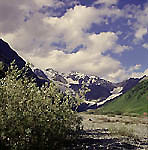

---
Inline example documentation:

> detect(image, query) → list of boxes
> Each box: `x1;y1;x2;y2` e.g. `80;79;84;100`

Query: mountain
115;78;140;93
95;78;148;115
32;67;143;111
0;39;25;69
0;39;144;112
0;39;47;86
35;68;116;99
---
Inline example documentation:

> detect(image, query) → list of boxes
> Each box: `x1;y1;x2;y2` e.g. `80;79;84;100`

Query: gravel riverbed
64;113;148;150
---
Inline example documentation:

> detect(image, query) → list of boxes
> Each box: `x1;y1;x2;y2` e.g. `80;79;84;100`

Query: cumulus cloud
22;31;130;82
2;4;123;54
129;64;141;72
25;48;123;81
0;0;24;34
114;45;131;53
0;0;60;34
135;28;147;40
38;0;80;17
1;1;129;82
32;0;55;7
1;0;146;82
43;6;100;51
87;32;118;53
136;4;148;29
144;69;148;75
107;69;128;82
93;0;118;7
143;43;148;49
124;3;148;42
130;68;148;78
43;5;123;52
0;0;79;34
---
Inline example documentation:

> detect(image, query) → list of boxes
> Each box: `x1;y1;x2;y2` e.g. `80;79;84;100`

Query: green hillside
96;78;148;115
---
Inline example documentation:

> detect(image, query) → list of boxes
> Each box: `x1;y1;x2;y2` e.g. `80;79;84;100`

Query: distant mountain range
0;39;146;112
33;67;144;111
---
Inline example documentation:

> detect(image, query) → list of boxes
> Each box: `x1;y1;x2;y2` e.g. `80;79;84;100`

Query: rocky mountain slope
0;39;47;86
0;39;25;69
32;67;143;111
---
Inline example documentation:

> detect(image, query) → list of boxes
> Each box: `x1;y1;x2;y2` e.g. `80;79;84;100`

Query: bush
0;61;6;79
0;63;82;150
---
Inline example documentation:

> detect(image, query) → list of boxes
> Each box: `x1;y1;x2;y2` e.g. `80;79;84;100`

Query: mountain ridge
0;39;47;86
94;78;148;115
0;39;146;111
32;66;144;111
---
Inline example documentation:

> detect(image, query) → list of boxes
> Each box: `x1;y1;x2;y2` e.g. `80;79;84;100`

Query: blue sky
0;0;148;82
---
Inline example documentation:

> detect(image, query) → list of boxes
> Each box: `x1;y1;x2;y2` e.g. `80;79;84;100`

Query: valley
0;39;148;150
1;0;148;149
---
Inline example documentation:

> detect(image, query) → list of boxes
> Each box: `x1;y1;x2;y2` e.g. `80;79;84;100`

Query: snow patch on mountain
66;78;79;85
97;93;122;106
82;87;123;108
111;86;123;94
32;66;141;111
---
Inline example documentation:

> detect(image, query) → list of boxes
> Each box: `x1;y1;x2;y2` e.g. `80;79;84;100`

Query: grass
108;125;138;139
94;79;148;116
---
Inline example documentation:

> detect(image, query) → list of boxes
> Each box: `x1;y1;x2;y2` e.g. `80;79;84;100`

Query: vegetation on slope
95;78;148;115
0;63;82;150
0;61;7;79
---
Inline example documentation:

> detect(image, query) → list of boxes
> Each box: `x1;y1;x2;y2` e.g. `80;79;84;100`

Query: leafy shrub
0;63;82;150
0;61;6;79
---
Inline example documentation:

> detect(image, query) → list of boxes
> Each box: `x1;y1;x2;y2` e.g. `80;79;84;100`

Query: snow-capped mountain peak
32;67;141;111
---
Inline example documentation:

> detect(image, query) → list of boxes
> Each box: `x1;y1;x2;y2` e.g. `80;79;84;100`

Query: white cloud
22;31;130;82
130;68;148;78
32;0;55;7
129;64;141;72
88;32;118;52
136;4;148;28
0;0;78;34
93;0;118;7
135;27;147;40
0;1;135;82
130;72;144;79
124;3;148;42
143;43;148;49
3;4;123;54
25;48;123;81
87;32;130;54
2;12;53;54
43;5;123;52
0;0;24;34
43;6;101;51
144;69;148;75
114;45;131;53
0;0;53;34
107;69;127;82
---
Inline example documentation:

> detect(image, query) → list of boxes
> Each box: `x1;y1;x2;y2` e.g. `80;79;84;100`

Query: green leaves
0;62;82;149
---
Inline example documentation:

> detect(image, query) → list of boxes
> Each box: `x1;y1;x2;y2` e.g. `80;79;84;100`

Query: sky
0;0;148;82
